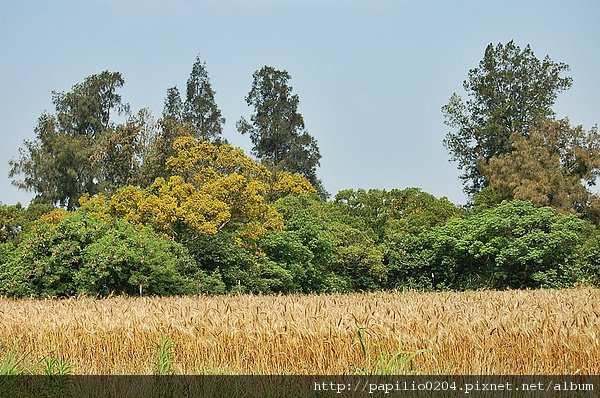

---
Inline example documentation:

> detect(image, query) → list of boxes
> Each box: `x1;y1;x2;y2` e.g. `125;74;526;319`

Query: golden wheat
0;288;598;374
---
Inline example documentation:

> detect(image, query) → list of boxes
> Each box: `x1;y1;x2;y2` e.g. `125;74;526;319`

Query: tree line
1;42;598;297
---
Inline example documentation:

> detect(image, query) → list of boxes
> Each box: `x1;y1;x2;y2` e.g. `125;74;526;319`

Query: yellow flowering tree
110;178;231;236
104;135;315;247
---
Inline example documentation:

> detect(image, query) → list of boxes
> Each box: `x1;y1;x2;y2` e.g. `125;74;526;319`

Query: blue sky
1;0;598;206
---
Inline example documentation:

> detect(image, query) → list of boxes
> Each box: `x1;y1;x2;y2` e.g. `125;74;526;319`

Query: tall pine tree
142;57;225;184
237;66;325;197
183;56;225;143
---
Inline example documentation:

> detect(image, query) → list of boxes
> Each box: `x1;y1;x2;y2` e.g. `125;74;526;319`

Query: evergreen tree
9;71;130;209
163;86;184;123
138;87;190;185
442;41;572;196
140;58;226;185
183;56;225;143
237;66;325;196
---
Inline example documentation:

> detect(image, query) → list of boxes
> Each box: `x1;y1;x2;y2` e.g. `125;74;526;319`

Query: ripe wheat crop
0;288;598;374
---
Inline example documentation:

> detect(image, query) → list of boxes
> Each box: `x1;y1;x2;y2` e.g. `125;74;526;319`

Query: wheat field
0;288;598;375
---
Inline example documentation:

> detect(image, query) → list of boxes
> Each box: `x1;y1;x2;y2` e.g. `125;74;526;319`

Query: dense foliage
0;212;196;297
1;191;597;297
479;118;599;216
3;42;598;297
387;201;594;290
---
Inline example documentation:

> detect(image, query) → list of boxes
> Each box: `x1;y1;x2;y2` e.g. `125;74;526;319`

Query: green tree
275;194;385;292
10;114;95;210
183;56;225;143
80;220;195;296
237;66;325;196
262;195;339;293
138;88;190;185
258;231;314;293
181;231;256;294
388;201;590;290
9;71;131;210
442;41;572;196
0;212;196;298
53;71;129;138
140;57;225;184
92;109;157;194
334;188;461;241
163;86;184;123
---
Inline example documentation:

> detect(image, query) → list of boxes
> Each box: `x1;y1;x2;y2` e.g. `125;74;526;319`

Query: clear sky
1;0;598;206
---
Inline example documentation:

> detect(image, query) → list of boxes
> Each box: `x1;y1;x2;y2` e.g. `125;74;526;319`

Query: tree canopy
237;66;325;196
442;40;573;196
479;117;600;215
183;56;225;143
84;134;315;249
141;57;226;185
3;47;599;298
9;71;134;210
